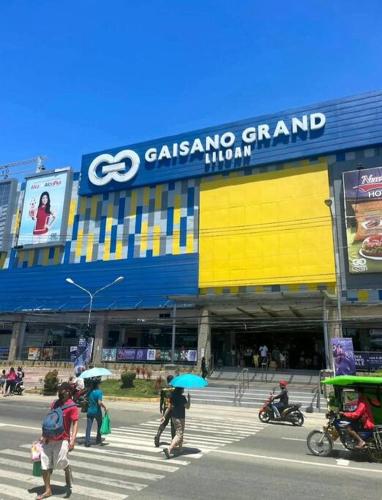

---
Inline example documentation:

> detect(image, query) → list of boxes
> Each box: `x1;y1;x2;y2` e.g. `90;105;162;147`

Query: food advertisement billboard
343;166;382;273
17;170;71;247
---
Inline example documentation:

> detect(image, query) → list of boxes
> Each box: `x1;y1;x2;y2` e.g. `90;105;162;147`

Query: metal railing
233;368;250;406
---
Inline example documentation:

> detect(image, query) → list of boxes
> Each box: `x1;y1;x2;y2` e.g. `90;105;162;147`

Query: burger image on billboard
360;234;382;259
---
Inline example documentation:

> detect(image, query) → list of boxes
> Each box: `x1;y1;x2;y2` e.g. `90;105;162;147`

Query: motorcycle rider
340;391;375;449
271;380;289;419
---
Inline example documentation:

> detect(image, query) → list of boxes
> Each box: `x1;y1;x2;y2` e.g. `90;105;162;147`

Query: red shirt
33;206;50;234
343;400;375;430
49;398;79;441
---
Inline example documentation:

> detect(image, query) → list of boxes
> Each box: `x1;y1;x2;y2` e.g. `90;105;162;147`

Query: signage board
79;92;382;196
0;179;17;251
355;351;382;371
344;166;382;273
17;170;72;248
331;337;356;375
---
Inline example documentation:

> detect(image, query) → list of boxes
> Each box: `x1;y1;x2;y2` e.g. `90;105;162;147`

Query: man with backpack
38;382;79;499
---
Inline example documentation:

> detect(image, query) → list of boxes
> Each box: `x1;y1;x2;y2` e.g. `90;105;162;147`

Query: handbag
100;412;111;435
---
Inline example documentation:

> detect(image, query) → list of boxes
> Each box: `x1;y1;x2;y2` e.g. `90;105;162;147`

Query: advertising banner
355;351;382;371
343;166;382;273
0;347;9;360
17;170;70;247
102;348;117;362
28;347;40;361
147;349;156;361
135;348;148;362
331;338;356;375
73;337;94;374
0;179;17;251
116;348;136;361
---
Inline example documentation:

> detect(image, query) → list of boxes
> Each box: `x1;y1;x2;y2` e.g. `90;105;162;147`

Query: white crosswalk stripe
0;415;266;498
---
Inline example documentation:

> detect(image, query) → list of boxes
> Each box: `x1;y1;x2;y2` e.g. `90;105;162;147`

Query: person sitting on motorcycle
271;380;289;419
339;391;375;449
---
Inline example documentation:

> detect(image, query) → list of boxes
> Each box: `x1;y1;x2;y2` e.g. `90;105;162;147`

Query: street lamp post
65;276;124;329
324;198;343;370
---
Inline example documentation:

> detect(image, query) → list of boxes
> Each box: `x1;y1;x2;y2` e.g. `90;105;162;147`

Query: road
0;395;380;500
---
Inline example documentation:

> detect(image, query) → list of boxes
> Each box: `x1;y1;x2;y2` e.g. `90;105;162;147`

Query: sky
0;0;381;175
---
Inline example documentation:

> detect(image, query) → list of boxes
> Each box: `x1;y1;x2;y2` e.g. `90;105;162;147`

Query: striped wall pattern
1;176;199;269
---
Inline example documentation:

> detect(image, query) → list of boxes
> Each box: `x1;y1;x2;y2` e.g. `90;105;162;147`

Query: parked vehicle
307;375;382;462
258;391;304;426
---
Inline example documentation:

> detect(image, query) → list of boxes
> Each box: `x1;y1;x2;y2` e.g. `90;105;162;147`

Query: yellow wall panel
199;163;335;288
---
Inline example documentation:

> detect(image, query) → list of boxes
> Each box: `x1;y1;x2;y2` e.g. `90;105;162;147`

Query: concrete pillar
197;308;211;369
8;321;26;362
324;306;343;370
92;316;108;364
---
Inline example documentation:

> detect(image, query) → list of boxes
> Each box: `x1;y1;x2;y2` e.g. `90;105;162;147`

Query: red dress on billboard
33;206;50;235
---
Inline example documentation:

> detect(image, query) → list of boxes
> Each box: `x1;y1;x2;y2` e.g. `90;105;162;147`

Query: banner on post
331;337;356;375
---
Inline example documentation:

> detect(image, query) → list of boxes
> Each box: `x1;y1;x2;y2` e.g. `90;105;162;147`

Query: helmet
279;380;288;387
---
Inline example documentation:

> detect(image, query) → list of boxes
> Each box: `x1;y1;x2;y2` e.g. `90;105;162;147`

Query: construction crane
0;155;47;180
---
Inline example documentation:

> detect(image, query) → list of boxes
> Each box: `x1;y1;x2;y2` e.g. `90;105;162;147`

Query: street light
65;276;124;328
325;197;343;341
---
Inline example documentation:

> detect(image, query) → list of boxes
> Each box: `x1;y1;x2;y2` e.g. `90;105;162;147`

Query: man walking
38;382;79;499
162;387;191;459
154;375;175;447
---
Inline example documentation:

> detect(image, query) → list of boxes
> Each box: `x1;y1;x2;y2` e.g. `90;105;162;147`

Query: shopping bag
32;460;42;477
100;412;111;435
31;441;42;462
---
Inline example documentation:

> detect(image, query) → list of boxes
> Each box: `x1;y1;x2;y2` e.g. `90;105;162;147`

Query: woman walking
84;377;107;447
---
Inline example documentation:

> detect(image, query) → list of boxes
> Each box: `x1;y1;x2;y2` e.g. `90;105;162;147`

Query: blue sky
0;1;381;173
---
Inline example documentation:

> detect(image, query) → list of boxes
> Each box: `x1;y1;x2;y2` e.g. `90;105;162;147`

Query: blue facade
0;254;198;312
80;91;382;195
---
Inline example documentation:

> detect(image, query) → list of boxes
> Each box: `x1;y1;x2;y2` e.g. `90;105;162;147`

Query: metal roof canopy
169;291;328;332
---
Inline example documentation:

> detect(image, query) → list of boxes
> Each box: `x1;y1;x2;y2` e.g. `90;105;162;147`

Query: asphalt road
0;395;380;500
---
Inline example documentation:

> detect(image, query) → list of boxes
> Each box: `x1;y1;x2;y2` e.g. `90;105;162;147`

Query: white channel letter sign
87;112;326;186
88;149;140;186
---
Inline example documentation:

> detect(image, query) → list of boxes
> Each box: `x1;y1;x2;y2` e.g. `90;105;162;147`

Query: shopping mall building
1;90;382;370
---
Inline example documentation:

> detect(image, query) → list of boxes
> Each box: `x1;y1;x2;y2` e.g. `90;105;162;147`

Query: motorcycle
258;391;304;426
12;380;24;396
307;410;382;462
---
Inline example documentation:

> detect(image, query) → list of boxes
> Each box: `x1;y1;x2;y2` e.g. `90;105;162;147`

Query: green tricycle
307;375;382;462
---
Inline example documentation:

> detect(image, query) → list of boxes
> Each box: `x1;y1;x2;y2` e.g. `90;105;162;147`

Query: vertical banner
343;166;382;273
73;337;94;374
331;338;356;375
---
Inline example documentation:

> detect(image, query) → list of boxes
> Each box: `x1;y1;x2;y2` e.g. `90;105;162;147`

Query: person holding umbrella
162;387;190;459
161;373;207;459
84;377;108;447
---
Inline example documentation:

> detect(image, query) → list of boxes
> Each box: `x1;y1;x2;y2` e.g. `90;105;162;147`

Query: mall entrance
197;291;327;371
211;324;324;370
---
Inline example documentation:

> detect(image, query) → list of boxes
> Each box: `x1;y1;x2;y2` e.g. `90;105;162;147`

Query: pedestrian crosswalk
0;415;266;499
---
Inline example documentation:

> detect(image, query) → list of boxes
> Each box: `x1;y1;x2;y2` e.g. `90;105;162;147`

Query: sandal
37;492;52;500
355;442;366;449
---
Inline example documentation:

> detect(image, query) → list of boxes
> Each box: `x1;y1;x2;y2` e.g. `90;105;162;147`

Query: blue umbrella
170;374;208;389
79;367;112;379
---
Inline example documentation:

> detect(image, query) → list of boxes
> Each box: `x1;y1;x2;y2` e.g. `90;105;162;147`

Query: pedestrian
38;382;79;499
154;375;175;447
259;345;269;366
0;369;6;394
85;377;107;447
4;366;17;396
162;387;191;459
253;352;259;368
201;357;208;379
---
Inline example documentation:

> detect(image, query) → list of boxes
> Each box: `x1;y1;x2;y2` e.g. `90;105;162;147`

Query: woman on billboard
29;191;56;236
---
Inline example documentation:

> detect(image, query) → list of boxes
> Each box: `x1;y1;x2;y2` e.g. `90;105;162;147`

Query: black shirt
169;393;188;419
274;388;289;406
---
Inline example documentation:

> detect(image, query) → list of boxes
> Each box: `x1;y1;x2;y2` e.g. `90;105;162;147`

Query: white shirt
259;346;268;357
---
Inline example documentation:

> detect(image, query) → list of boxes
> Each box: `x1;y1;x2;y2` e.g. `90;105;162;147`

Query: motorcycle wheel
307;430;333;457
258;409;271;423
368;448;382;463
291;411;304;427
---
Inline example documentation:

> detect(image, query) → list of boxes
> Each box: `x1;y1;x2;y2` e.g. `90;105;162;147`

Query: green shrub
121;371;136;388
43;369;59;395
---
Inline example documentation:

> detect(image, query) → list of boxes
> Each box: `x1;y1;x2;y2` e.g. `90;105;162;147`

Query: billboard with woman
17;170;71;247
